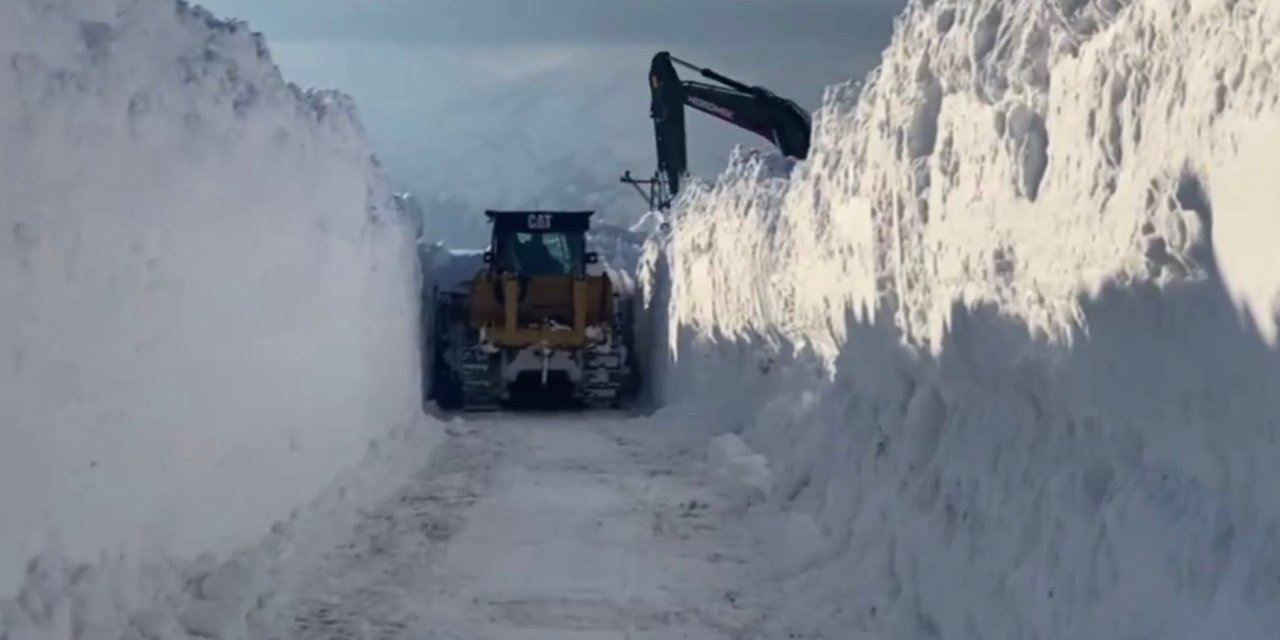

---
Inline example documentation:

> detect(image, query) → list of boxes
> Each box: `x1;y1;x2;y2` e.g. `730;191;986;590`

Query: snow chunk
757;512;828;578
707;434;773;506
129;607;181;640
179;599;244;639
198;553;260;604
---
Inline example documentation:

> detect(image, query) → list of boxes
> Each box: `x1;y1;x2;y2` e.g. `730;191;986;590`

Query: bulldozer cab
469;211;609;347
484;210;597;275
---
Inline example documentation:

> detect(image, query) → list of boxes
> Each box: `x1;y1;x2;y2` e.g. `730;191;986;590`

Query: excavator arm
624;51;812;210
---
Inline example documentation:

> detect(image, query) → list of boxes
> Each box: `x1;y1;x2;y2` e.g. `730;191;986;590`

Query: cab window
500;232;583;275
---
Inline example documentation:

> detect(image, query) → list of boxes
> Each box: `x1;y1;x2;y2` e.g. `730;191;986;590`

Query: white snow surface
0;0;424;610
251;414;780;640
706;434;772;508
644;0;1280;638
0;419;440;640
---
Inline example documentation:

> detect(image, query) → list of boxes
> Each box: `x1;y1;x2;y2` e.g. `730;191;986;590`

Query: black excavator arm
622;51;812;211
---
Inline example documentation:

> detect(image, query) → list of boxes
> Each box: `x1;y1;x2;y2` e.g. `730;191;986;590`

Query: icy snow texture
0;421;439;640
0;0;423;606
646;0;1280;638
707;433;773;507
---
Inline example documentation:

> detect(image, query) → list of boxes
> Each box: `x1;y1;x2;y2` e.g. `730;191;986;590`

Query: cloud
196;0;908;244
202;0;905;48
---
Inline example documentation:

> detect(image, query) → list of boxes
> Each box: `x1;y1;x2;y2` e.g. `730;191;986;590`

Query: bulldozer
426;210;639;412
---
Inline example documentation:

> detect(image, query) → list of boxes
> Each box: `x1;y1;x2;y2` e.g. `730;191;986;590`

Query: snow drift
0;0;423;611
645;0;1280;638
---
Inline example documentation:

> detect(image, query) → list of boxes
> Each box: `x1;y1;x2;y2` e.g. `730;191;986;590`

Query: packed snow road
256;413;779;640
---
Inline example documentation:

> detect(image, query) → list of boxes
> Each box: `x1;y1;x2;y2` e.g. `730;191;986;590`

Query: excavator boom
627;51;812;210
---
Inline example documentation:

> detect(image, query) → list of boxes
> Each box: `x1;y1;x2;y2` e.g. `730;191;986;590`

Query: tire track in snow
264;420;507;640
255;414;778;639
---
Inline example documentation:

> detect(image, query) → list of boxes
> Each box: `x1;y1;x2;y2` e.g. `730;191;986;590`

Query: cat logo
527;213;552;230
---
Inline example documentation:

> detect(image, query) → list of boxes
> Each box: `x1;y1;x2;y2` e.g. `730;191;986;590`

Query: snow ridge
0;0;425;620
646;0;1280;638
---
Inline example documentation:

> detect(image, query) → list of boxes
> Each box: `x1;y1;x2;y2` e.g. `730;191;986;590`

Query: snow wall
0;0;423;603
643;0;1280;638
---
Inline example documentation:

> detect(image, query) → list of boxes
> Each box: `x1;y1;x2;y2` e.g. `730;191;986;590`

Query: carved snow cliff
645;1;1280;638
0;0;424;616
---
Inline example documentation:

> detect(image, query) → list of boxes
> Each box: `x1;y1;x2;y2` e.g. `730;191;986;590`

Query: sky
202;0;905;46
199;0;909;244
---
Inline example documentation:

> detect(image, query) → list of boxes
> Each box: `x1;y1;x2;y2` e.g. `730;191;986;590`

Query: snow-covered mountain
385;48;750;245
644;0;1280;637
273;41;873;247
0;0;422;615
200;0;895;248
